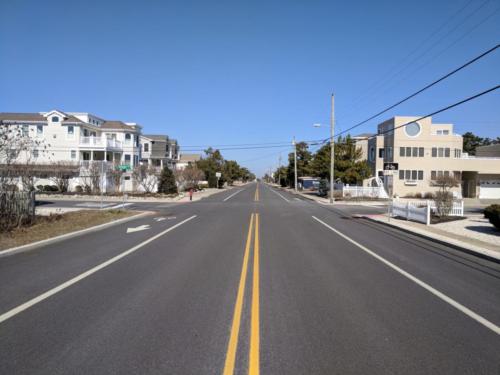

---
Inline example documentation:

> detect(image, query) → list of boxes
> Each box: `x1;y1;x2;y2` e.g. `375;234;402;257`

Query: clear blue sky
1;0;499;176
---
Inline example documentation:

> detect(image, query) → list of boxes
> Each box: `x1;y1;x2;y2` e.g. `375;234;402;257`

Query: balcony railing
80;137;103;146
106;139;122;148
79;137;122;149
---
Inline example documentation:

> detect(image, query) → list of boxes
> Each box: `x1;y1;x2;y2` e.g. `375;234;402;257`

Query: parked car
318;179;329;197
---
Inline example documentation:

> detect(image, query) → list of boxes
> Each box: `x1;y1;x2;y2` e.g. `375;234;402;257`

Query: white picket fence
342;186;389;199
391;199;464;225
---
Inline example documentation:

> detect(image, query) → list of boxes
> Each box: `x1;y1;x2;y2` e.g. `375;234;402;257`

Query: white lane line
0;215;197;324
268;187;290;202
311;215;500;336
105;203;133;210
223;189;243;202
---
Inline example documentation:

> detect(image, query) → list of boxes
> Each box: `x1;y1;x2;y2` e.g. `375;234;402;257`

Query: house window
438;148;444;157
369;147;375;161
378;148;385;158
454;149;462;158
432;147;437;157
412;147;418;157
125;133;131;143
124;154;131;164
67;126;74;135
445;148;450;157
134;155;139;166
71;150;76;159
22;124;29;136
400;147;405;157
33;149;39;158
51;116;59;122
454;171;461;180
419;147;424;157
400;170;424;180
37;125;43;135
143;143;149;152
387;147;392;158
431;171;437;180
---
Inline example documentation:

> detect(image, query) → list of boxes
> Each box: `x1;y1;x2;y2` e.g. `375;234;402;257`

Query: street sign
118;164;131;171
383;162;399;171
215;172;222;178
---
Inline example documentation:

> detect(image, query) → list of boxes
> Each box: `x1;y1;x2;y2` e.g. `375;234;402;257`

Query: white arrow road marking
0;215;197;324
126;224;150;233
167;216;177;220
154;217;166;222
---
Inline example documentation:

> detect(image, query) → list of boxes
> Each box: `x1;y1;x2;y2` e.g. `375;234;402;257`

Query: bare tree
431;175;460;217
174;164;204;191
79;161;103;194
132;164;158;193
50;161;79;192
0;122;50;231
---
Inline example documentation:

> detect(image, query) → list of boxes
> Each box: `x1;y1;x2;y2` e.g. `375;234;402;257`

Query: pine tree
157;167;178;194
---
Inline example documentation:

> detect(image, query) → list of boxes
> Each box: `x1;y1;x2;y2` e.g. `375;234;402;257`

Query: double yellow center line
223;213;260;375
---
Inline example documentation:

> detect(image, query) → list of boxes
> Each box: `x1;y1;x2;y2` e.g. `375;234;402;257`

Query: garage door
479;180;500;199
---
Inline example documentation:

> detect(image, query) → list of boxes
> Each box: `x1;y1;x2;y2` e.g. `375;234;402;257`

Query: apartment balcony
79;137;123;150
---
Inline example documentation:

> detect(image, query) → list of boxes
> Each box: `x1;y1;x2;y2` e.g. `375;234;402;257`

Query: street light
313;94;335;203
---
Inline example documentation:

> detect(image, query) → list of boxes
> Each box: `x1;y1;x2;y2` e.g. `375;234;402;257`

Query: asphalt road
1;182;499;374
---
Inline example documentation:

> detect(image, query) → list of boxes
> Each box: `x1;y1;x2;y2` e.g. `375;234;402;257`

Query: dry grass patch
0;210;135;251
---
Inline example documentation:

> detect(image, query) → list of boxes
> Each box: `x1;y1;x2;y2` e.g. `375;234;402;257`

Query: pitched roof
142;134;168;142
0;112;46;122
179;154;201;162
353;133;375;139
101;121;136;130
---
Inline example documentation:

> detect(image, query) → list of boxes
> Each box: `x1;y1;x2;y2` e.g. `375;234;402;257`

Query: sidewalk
365;213;500;261
278;186;388;206
36;186;234;204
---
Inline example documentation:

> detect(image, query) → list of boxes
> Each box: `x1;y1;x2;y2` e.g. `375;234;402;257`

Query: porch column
160;159;164;169
91;151;94;161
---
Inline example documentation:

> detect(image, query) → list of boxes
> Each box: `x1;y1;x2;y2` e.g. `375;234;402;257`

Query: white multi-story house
0;110;143;191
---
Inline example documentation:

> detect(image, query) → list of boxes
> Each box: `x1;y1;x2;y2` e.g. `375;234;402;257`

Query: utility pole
293;136;298;192
330;93;335;204
278;154;282;186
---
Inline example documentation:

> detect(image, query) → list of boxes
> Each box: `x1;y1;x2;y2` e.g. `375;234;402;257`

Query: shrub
43;185;58;192
36;185;44;192
484;204;500;220
157;167;178;194
74;185;83;194
423;192;435;199
484;205;500;230
414;192;422;199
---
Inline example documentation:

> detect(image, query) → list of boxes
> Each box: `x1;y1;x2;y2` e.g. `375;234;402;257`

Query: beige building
356;116;500;199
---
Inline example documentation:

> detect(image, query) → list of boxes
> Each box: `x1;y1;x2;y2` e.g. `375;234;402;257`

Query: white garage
479;180;500;199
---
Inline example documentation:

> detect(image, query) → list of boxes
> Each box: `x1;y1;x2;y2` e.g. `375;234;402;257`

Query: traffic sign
216;172;222;178
383;162;399;171
118;164;131;171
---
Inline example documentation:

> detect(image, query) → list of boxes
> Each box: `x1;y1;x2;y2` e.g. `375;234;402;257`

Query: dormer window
52;116;59;122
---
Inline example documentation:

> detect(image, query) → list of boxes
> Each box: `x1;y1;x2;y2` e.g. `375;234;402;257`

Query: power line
313;84;500;147
341;0;495;121
332;44;499;139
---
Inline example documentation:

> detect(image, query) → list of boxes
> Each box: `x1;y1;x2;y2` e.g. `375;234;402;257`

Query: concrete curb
362;216;500;263
0;211;152;258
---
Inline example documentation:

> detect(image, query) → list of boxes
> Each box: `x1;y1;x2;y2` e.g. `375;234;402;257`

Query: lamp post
313;93;335;203
293;136;298;192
